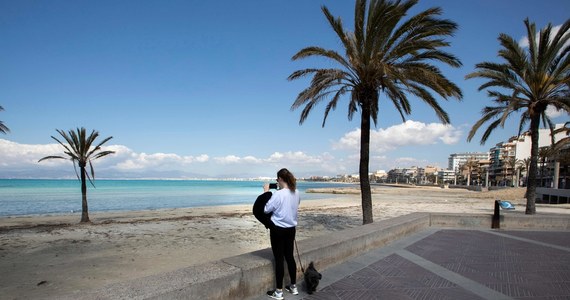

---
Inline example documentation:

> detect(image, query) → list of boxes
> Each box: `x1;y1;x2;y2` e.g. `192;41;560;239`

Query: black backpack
252;191;274;229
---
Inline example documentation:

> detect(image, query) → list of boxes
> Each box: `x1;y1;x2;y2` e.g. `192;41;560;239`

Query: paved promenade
257;228;570;300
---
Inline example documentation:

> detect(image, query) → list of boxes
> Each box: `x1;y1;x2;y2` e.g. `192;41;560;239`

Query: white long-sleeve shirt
264;188;300;228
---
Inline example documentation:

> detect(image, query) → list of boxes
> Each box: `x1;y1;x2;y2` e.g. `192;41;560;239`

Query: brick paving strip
295;229;570;300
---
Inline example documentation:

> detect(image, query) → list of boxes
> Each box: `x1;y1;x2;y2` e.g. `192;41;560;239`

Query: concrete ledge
500;213;570;230
68;212;569;300
430;212;492;228
430;212;570;231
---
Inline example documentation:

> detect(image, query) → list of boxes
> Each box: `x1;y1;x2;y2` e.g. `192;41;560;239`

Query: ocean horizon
0;179;357;217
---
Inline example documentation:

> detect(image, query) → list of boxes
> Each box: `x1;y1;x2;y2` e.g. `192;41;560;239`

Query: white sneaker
267;289;283;300
285;284;298;295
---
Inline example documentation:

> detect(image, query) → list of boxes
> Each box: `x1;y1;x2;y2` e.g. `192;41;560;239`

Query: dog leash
294;238;305;273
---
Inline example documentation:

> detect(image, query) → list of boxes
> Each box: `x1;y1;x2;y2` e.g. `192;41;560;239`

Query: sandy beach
1;186;569;299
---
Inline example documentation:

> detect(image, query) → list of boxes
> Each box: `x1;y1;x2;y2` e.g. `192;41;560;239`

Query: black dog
304;261;322;294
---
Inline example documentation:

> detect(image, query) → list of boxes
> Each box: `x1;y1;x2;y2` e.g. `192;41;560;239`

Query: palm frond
38;155;67;162
0;106;9;134
39;127;115;180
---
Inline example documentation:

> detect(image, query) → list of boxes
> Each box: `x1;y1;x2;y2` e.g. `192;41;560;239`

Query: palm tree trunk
526;116;539;214
80;167;90;223
360;105;373;225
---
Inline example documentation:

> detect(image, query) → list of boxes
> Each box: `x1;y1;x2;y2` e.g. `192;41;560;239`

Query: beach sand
1;186;569;299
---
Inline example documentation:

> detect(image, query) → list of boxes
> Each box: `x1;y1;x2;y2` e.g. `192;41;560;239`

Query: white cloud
519;24;570;49
546;105;568;119
108;146;210;172
214;155;251;164
0;125;458;178
0;139;345;178
332;120;462;153
0;139;66;167
393;157;432;168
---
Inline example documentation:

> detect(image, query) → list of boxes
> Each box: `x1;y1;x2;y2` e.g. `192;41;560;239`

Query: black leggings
270;226;297;289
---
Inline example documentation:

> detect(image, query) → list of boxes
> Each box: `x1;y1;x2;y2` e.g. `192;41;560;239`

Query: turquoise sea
0;179;355;217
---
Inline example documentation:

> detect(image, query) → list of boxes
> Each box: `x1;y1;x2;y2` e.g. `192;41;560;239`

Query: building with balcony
448;152;489;172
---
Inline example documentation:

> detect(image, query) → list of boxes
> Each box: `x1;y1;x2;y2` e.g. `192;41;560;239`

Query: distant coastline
0;179;356;217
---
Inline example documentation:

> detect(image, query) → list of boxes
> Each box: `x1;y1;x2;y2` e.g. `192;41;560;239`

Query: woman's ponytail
277;168;296;192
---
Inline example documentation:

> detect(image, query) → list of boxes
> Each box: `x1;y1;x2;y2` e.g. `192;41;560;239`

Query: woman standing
264;168;300;299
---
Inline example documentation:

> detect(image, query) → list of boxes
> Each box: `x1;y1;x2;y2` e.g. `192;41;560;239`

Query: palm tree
462;158;479;186
538;146;554;187
505;157;519;187
514;158;526;187
466;18;570;214
521;157;531;186
0;106;9;134
288;0;462;224
39;128;114;223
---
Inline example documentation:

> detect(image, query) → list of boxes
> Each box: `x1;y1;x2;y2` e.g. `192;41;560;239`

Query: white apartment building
437;169;456;183
511;126;566;160
487;124;567;186
448;152;490;172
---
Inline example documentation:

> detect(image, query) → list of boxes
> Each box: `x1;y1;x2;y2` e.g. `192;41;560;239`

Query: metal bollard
492;200;500;229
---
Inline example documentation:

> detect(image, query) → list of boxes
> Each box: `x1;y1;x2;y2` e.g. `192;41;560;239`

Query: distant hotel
311;124;569;202
448;152;489;172
445;125;568;188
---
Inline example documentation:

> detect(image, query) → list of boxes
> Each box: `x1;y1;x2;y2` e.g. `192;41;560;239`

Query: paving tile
501;231;570;248
299;230;570;300
405;230;570;299
303;253;483;300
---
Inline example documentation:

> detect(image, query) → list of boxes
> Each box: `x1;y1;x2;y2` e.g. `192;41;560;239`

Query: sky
1;0;569;179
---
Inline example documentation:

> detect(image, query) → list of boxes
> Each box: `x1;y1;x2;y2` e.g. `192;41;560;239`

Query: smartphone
269;183;278;189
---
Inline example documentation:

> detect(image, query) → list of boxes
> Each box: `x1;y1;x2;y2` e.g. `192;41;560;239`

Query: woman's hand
263;183;270;192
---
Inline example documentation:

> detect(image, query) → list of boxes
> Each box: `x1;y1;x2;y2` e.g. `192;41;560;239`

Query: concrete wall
68;212;569;300
537;187;570;204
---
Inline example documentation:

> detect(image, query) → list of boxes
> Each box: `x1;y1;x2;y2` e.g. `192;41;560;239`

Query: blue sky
1;0;569;179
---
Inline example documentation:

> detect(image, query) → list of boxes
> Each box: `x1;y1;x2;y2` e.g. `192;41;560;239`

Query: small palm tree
466;18;570;214
521;157;531;186
514;159;526;187
288;0;462;224
538;146;554;187
39;128;114;223
0;106;9;134
505;157;519;187
462;158;479;186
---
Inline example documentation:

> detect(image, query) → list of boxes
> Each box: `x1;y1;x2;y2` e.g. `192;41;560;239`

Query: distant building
448;152;489;172
488;125;567;186
372;170;387;182
437;169;456;183
417;166;439;184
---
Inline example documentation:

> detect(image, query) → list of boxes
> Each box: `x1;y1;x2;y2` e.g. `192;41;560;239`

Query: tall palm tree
39;128;114;223
288;0;462;224
0;106;9;134
466;18;570;214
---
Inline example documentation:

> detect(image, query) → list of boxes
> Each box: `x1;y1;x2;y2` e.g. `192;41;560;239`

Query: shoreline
1;186;567;229
1;187;569;299
0;185;420;227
